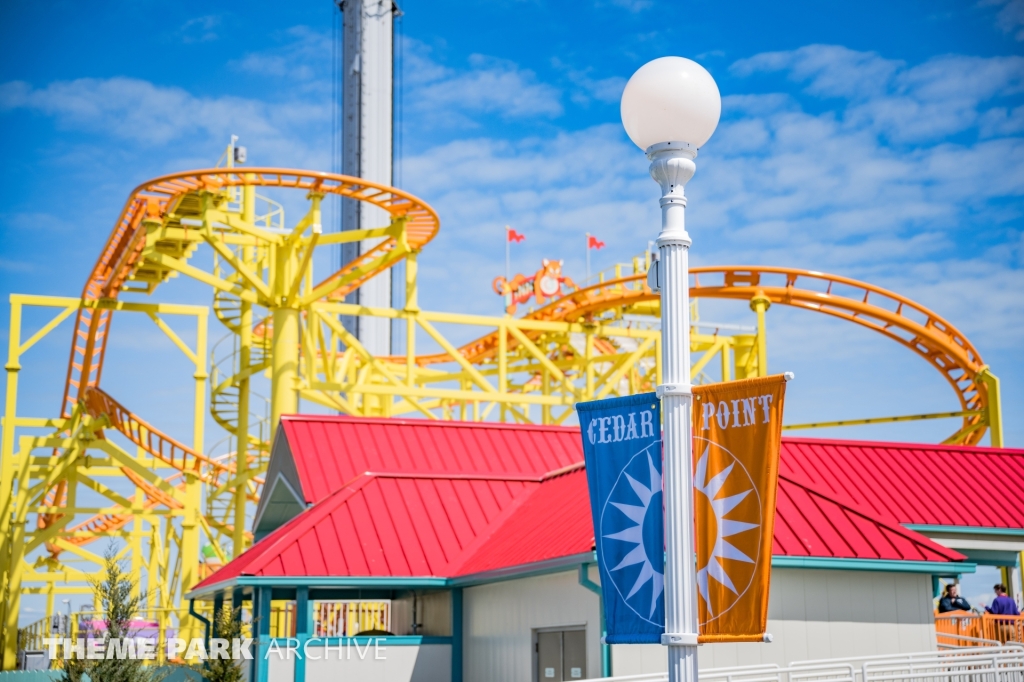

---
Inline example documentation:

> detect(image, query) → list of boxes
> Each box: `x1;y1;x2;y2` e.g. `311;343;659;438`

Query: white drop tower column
341;0;394;355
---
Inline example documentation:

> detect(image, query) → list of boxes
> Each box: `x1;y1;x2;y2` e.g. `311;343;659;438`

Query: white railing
861;648;1024;682
584;645;1024;682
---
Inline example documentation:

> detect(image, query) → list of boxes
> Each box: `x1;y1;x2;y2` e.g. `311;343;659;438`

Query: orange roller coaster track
397;262;991;444
61;168;439;419
419;266;997;446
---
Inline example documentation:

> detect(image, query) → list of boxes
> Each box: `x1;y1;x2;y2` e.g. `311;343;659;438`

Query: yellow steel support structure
1;161;1003;667
1;296;207;669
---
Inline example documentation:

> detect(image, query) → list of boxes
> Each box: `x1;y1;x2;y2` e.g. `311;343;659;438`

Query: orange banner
692;374;787;643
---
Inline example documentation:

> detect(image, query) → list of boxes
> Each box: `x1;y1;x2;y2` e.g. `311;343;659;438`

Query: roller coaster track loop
408;265;990;445
60;168;440;420
43;169;438;553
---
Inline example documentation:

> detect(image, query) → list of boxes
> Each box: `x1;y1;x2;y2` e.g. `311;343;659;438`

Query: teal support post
256;587;272;682
451;588;463;682
247;589;260;682
578;563;610;677
212;593;224;638
295;587;309;682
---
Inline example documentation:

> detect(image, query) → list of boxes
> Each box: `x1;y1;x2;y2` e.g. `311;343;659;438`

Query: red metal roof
780;437;1024;529
200;472;540;583
774;474;963;562
278;415;584;505
196;423;977;591
453;467;596;576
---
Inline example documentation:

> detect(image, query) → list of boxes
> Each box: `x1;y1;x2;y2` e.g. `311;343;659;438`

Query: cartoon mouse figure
493;259;578;314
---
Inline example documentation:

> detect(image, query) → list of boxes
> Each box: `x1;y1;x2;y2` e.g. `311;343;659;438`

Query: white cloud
731;45;903;99
403;41;563;124
982;0;1024;40
0;77;325;149
229;31;565;129
552;58;627;105
231;26;329;83
599;0;653;11
0;258;34;273
731;45;1024;143
179;14;222;43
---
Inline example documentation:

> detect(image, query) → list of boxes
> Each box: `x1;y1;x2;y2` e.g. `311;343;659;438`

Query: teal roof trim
904;524;1024;536
772;556;976;574
450;552;597;587
188;553;971;599
186;575;449;599
282;636;452;647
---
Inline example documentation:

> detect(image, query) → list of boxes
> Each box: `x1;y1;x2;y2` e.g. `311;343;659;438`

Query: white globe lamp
621;56;721;151
620;56;721;682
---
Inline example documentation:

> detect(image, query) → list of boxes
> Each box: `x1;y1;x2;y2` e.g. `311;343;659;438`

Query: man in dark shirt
938;584;973;613
985;584;1020;616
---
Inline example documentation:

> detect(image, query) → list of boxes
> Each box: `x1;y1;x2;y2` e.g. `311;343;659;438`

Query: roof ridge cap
777;472;966;562
280;414;583;432
782;435;1024;455
541;460;585;481
363;470;545;482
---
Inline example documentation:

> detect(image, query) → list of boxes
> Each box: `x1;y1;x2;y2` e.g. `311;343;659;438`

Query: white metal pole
586;232;591;283
505;226;511;311
650;140;700;682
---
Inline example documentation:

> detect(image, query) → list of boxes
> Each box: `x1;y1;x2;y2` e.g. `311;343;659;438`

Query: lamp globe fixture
620;56;721;150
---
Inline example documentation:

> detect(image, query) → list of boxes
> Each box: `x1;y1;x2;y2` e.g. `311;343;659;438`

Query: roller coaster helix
0;156;1002;668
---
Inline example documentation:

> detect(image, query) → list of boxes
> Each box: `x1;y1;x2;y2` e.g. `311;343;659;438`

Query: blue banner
577;393;664;644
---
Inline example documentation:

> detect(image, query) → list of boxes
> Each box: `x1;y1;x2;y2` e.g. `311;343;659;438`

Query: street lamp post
621;57;721;682
61;599;71;637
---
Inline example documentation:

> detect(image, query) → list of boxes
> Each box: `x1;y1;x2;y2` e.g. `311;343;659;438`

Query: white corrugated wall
463;569;602;682
461;567;937;679
612;568;937;674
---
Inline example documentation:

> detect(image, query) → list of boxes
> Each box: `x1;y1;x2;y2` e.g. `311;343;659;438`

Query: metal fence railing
262;601;294;638
936;613;1024;647
312;600;391;637
17;606;190;664
583;644;1024;682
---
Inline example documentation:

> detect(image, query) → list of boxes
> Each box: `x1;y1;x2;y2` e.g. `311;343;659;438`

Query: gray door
536;628;586;681
562;629;586;680
538;630;562;681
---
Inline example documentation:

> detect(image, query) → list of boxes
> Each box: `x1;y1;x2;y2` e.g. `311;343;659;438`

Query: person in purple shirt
985;583;1020;616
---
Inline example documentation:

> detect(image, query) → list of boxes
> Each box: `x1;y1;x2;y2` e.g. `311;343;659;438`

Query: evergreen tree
59;545;167;682
59;643;90;682
202;607;245;682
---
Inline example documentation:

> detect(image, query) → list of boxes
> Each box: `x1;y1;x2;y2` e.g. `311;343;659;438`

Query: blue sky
1;0;1023;450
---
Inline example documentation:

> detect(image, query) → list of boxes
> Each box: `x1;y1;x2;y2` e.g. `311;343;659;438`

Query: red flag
587;234;605;249
507;228;526;243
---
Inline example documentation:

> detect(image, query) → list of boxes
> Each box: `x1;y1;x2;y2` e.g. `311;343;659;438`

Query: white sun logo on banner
602;449;664;621
694;442;761;620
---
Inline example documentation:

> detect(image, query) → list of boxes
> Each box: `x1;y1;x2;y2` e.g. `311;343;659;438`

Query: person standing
986;583;1020;644
986;584;1020;615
